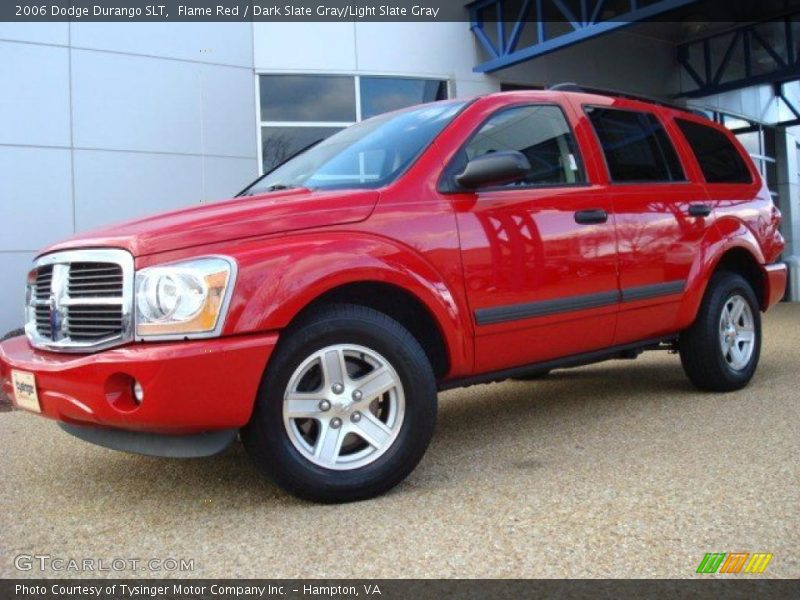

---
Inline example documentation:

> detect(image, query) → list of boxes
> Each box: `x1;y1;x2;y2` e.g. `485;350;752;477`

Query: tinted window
360;77;448;119
587;108;685;182
459;105;585;186
260;75;356;122
676;119;752;183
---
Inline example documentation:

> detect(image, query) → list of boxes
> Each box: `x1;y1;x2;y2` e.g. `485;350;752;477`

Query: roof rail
547;83;703;116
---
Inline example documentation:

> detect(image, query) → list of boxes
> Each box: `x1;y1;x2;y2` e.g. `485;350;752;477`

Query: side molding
475;281;686;326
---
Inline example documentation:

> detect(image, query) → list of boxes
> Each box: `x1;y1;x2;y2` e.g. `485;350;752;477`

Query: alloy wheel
282;344;406;470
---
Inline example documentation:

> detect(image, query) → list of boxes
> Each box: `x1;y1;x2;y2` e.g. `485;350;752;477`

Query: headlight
135;257;236;338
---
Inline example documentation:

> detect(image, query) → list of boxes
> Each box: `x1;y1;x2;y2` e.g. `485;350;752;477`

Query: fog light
132;380;144;403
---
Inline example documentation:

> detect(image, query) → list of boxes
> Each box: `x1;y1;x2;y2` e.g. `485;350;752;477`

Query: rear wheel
242;304;437;502
679;272;761;392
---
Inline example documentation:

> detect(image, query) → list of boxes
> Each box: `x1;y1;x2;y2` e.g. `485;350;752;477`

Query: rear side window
676;119;752;183
460;104;585;186
586;107;685;183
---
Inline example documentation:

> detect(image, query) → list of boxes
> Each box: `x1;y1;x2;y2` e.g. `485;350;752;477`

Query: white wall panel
0;146;73;251
203;156;259;201
0;41;70;147
0;23;68;45
73;150;202;232
200;65;258;158
71;22;253;67
253;23;356;72
355;22;481;80
71;50;203;155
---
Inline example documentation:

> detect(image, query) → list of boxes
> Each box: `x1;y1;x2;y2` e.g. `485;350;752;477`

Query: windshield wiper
238;183;296;197
235;138;324;197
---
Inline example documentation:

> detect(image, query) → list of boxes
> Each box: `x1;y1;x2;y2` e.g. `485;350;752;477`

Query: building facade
0;19;797;334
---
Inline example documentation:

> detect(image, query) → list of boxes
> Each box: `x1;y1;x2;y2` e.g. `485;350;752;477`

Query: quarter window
459;105;585;186
676;119;753;183
258;74;449;173
586;107;685;183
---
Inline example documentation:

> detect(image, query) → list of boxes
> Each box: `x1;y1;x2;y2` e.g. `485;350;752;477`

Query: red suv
0;89;786;502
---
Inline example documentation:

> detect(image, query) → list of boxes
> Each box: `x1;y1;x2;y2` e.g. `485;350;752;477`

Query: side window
586;107;685;183
675;119;753;183
461;105;585;186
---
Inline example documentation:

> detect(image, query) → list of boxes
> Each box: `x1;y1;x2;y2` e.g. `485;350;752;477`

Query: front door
449;103;619;374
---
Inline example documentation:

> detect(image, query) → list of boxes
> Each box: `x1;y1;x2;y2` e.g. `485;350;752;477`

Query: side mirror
455;150;531;190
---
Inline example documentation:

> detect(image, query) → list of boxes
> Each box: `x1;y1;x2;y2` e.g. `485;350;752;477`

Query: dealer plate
11;370;40;413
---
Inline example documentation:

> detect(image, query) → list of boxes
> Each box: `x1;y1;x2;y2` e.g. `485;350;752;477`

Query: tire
513;369;551;381
242;303;437;502
679;271;761;392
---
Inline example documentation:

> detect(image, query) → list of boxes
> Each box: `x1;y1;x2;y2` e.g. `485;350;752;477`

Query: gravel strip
0;307;797;578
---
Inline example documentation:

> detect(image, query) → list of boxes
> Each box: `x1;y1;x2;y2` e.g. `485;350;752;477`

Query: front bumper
0;333;277;436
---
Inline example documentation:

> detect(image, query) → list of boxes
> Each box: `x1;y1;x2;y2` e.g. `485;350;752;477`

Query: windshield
242;100;466;195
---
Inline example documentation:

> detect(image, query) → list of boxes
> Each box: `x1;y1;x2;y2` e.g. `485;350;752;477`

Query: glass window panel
587;108;685;182
261;126;343;173
360;77;448;120
676;119;752;183
458;105;585;186
260;75;356;122
247;101;465;193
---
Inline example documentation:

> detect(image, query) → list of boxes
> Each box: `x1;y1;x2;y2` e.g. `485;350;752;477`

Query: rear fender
676;218;766;329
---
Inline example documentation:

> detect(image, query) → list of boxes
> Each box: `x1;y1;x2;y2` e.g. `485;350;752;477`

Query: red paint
0;333;275;434
0;90;786;435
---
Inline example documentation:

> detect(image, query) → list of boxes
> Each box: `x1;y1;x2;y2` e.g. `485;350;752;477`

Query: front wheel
242;304;437;502
679;272;761;392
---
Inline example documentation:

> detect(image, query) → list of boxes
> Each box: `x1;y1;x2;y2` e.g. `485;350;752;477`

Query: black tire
512;369;551;381
242;303;437;502
679;271;761;392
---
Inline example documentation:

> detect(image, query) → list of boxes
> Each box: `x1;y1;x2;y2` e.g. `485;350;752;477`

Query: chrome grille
68;262;124;297
34;265;53;336
25;249;134;353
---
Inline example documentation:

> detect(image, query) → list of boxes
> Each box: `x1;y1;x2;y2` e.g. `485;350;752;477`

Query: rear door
578;103;712;345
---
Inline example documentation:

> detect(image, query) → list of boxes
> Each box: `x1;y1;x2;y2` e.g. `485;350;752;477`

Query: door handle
688;203;712;217
574;209;608;225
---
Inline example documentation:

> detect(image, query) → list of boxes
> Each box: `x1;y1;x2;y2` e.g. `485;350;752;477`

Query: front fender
676;218;766;330
222;232;473;377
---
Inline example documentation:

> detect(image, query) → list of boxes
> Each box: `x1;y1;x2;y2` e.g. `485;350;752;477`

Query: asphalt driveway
1;304;798;578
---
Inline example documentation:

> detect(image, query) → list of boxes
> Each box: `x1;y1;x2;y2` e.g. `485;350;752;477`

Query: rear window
676;119;753;184
586;107;685;183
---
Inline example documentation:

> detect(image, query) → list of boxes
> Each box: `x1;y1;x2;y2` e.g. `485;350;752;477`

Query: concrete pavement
1;304;798;578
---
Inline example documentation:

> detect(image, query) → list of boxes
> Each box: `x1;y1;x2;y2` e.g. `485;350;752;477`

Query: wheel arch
711;247;765;307
225;233;473;379
678;227;768;329
287;281;452;379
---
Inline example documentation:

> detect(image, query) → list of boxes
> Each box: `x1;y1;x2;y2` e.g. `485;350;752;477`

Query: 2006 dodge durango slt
0;88;787;502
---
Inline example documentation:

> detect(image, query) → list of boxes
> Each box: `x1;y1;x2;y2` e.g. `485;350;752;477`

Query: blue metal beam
469;0;699;73
677;15;800;98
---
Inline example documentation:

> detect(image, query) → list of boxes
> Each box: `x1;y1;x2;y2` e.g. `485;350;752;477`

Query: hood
43;188;380;257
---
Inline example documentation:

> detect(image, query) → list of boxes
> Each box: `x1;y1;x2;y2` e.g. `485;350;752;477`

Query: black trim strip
621;280;686;303
439;336;676;391
475;290;619;326
473;280;686;326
